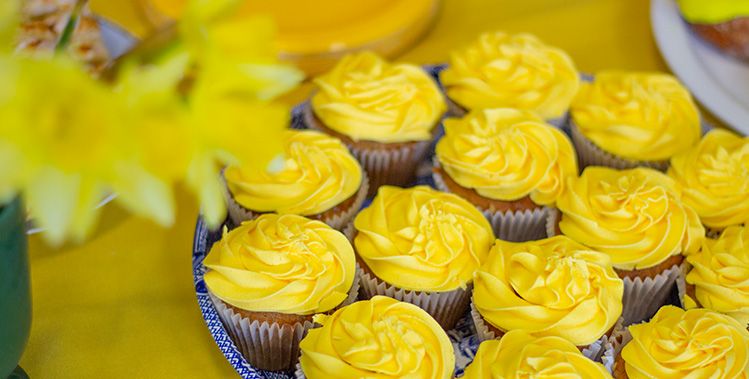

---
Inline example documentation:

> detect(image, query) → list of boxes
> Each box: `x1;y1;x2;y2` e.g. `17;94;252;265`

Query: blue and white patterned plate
191;65;686;378
192;65;483;379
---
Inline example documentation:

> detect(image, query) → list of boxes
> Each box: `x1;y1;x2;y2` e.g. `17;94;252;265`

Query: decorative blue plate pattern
191;65;482;379
191;66;685;378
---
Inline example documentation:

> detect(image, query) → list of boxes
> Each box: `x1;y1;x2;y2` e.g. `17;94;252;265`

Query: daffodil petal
25;168;79;246
68;178;106;243
110;162;175;227
0;0;20;50
186;154;226;228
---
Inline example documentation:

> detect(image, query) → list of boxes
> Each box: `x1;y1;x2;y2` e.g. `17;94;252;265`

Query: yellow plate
136;0;440;74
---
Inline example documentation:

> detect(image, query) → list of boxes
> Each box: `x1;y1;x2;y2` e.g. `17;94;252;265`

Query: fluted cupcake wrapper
443;96;568;128
208;276;360;372
470;302;617;364
357;265;471;330
620;263;685;325
302;103;433;194
570;121;669;171
432;168;548;242
344;140;432;195
470;301;619;366
546;207;560;237
600;334;617;374
224;172;369;232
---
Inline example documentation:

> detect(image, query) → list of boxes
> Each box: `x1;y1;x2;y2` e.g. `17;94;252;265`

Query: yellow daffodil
0;0;302;244
173;0;303;226
0;0;19;51
0;56;172;245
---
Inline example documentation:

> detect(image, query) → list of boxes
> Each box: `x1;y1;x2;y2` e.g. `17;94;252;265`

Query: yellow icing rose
462;330;613;379
622;306;749;379
204;214;355;314
353;185;493;292
435;108;578;204
299;296;454;379
440;32;579;119
677;0;749;24
571;71;700;161
687;225;749;327
473;236;623;345
311;51;445;143
224;130;362;215
669;129;749;229
558;167;705;270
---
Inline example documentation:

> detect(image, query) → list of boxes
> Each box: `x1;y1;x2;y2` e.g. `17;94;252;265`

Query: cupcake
463;330;613;378
669;129;749;234
352;185;494;329
439;31;579;126
555;166;705;325
433;108;578;241
613;306;749;378
683;225;749;329
223;129;368;229
203;214;358;371
677;0;749;60
570;71;700;171
303;51;446;192
296;296;454;379
472;236;623;356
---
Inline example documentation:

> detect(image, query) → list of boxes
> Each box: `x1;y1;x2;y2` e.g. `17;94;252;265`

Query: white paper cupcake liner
224;172;369;232
445;96;467;119
357;265;471;330
208;292;314;371
432;167;548;242
600;334;617;374
342;222;355;243
546;207;560;237
676;268;689;309
570;121;669;171
470;301;619;362
347;140;432;192
620;262;685;325
208;276;360;372
302;103;433;191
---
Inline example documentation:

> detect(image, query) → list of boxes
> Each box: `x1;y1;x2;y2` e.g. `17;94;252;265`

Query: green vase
0;198;31;378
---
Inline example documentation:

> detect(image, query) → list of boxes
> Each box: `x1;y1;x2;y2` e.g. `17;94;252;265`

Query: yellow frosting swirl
204;214;355;314
224;130;362;216
571;71;700;161
669;129;749;229
677;0;749;24
687;225;749;327
440;32;579;119
462;330;613;379
353;185;493;292
557;167;705;270
473;236;623;346
435;108;578;204
298;296;454;379
622;306;749;379
311;51;445;143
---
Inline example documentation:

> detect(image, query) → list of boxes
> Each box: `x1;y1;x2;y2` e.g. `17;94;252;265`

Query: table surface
22;0;675;377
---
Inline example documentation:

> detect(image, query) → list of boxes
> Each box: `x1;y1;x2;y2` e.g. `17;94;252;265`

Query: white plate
651;0;749;135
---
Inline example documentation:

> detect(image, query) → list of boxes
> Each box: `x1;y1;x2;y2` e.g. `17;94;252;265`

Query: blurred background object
652;0;749;135
90;0;441;75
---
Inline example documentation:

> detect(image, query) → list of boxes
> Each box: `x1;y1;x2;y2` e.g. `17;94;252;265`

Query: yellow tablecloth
22;0;665;377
